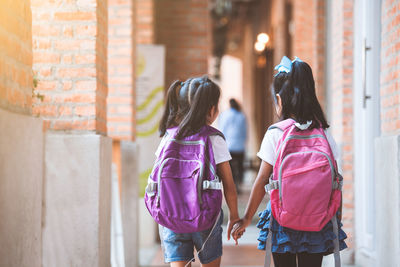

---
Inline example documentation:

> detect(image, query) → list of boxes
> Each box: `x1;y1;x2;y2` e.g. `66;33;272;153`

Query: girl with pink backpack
145;76;240;267
232;57;347;267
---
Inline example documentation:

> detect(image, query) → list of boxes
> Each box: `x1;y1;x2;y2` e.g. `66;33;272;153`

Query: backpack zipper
274;134;326;166
156;138;213;206
278;150;335;203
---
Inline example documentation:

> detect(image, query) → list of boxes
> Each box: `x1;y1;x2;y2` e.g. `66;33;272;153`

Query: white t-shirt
257;126;339;166
155;135;232;165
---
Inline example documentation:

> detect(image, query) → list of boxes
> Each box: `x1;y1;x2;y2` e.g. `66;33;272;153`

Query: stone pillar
108;0;139;266
0;1;44;266
120;142;139;267
0;108;43;267
31;0;112;266
43;135;111;267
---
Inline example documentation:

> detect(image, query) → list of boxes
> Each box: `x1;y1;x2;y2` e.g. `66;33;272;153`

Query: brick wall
108;0;136;140
154;0;210;86
315;0;326;106
326;0;355;252
291;0;325;105
97;0;108;135
381;0;400;135
137;0;154;44
32;0;108;134
292;0;316;64
0;0;33;114
341;0;355;252
271;0;288;65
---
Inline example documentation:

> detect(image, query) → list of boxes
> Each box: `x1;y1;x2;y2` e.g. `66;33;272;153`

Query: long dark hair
159;75;221;139
272;60;329;129
229;98;241;111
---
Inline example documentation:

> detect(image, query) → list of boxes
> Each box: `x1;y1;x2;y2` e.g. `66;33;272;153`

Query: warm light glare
257;33;270;44
254;41;266;52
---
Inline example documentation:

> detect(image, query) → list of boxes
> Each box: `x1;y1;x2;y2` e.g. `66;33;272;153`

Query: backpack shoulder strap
203;125;226;140
267;118;296;131
165;127;178;137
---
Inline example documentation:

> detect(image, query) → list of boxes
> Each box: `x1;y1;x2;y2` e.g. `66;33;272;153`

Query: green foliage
32;73;44;102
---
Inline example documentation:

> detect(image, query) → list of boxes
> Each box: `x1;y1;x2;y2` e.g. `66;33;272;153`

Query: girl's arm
217;161;240;243
233;161;273;236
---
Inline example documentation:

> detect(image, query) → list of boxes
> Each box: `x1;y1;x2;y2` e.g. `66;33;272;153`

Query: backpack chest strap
145;179;222;196
264;173;343;193
203;180;222;190
145;180;158;196
265;176;279;192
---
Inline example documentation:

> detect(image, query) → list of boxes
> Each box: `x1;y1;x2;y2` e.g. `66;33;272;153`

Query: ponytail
159;76;220;139
176;77;220;139
159;80;181;137
272;61;329;129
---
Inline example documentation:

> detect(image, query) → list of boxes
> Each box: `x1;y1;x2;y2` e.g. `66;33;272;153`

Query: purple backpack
144;125;224;233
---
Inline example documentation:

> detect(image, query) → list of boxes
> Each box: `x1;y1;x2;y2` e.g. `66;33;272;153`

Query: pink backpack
266;119;342;232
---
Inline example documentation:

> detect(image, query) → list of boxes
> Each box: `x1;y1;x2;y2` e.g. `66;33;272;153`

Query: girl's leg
272;252;296;267
201;256;221;267
297;252;324;267
169;256;221;267
170;261;190;267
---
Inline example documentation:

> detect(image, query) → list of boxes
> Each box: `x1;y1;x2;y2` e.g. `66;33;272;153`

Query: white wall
0;108;43;267
374;135;400;267
120;141;139;267
42;134;112;267
219;55;243;112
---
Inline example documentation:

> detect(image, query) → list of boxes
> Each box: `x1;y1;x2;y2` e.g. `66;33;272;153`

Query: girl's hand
227;217;241;245
231;217;251;244
217;162;240;244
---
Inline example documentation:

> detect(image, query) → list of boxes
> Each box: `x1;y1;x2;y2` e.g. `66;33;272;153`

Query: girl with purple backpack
145;76;240;267
232;57;347;267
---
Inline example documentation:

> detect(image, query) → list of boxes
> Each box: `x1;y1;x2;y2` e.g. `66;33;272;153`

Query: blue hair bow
274;56;303;75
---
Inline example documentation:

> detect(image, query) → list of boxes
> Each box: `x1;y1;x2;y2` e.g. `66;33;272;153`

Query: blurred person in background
218;98;247;194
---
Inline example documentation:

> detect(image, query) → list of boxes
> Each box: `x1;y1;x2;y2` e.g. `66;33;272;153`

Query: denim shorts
160;210;223;264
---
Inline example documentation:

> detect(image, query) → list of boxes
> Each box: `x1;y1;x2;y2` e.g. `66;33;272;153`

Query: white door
353;0;381;260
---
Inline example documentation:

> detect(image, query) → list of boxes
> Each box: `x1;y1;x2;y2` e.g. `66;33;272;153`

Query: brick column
32;0;108;134
292;0;316;64
137;0;154;44
0;1;43;266
154;0;209;86
291;0;326;106
108;0;136;140
108;0;140;266
31;1;111;266
0;1;33;114
325;0;355;261
340;0;355;256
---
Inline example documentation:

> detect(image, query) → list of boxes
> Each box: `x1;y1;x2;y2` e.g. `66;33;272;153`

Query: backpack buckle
145;181;157;196
265;178;279;192
332;172;343;191
203;180;222;190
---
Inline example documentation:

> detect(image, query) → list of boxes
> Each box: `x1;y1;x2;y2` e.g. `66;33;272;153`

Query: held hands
226;217;241;245
229;217;252;245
